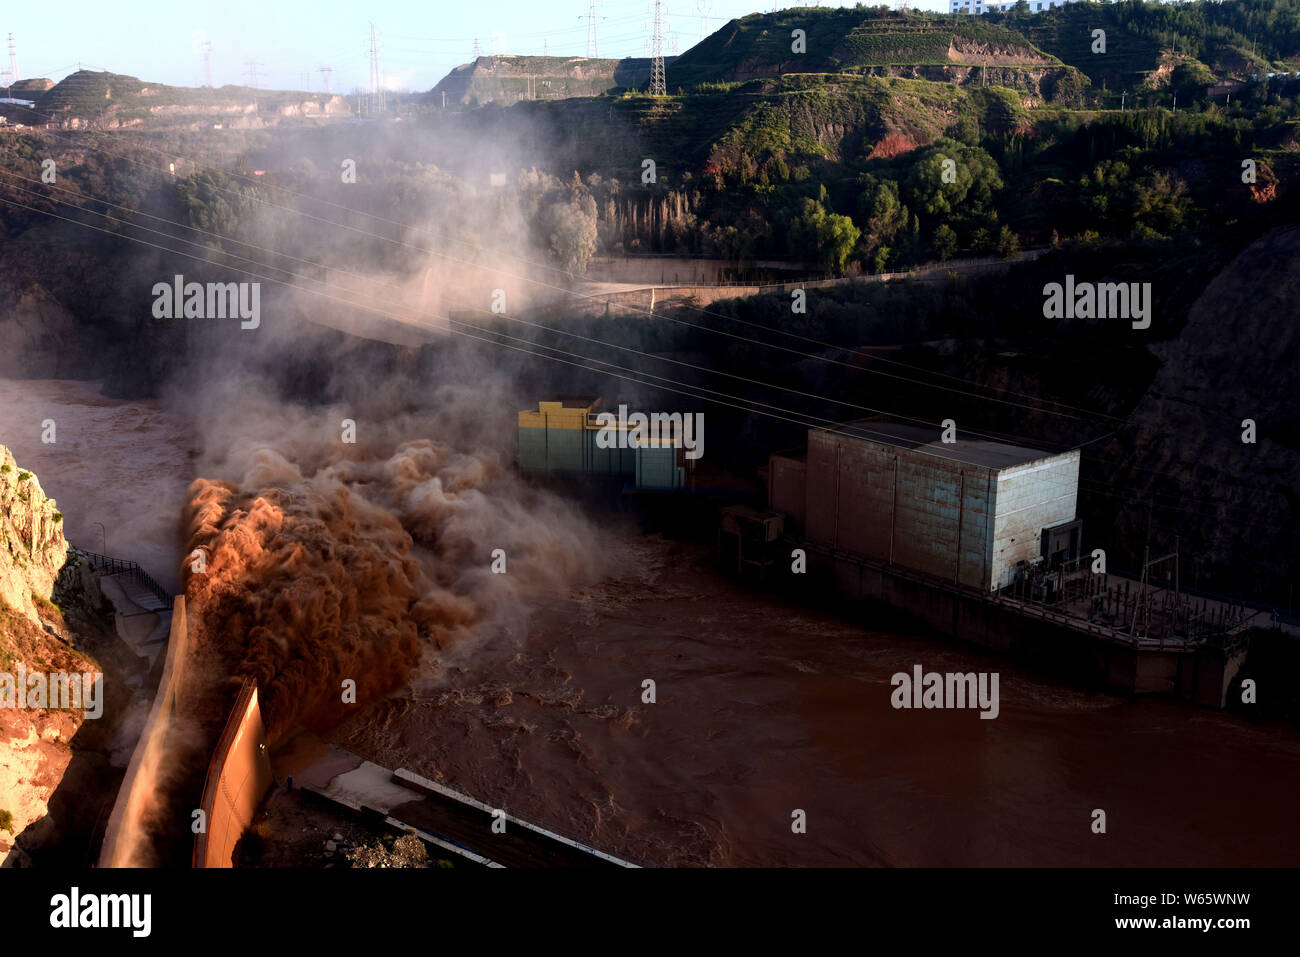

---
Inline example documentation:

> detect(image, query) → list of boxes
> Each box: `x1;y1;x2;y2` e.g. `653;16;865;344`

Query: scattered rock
345;833;429;869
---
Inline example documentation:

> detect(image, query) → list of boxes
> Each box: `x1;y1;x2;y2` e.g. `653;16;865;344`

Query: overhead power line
0;120;1242;498
2;96;1128;432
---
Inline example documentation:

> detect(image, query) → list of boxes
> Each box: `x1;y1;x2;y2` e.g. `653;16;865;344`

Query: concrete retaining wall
569;250;1045;318
570;276;889;318
808;547;1238;706
586;256;750;285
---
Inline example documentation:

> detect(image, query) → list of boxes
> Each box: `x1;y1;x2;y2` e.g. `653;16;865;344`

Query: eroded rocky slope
0;445;67;624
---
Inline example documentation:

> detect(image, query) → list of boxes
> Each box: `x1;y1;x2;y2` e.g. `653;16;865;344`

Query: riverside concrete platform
797;540;1252;708
289;741;638;868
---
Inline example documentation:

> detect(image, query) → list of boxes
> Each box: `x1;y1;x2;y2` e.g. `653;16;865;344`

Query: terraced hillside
1006;6;1163;92
668;8;1075;96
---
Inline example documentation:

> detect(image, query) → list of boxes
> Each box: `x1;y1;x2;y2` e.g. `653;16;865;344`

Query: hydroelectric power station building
512;403;1252;706
769;420;1082;594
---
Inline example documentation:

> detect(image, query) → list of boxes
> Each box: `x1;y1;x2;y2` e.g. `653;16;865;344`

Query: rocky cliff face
0;445;67;625
1107;225;1300;601
0;447;130;867
0;445;105;867
0;594;97;867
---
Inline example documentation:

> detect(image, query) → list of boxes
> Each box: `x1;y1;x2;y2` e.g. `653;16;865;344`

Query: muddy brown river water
330;537;1300;867
0;378;190;592
4;379;1298;867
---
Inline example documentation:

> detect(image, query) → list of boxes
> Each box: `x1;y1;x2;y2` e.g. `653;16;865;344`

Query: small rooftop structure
544;395;601;411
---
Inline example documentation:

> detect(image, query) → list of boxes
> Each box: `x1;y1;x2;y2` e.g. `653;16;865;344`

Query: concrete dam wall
192;678;272;868
98;597;191;867
98;598;272;868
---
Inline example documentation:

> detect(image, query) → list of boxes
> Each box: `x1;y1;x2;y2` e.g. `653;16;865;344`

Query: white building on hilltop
950;0;1076;13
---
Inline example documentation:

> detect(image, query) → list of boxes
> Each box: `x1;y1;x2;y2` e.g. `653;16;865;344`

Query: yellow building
517;396;687;489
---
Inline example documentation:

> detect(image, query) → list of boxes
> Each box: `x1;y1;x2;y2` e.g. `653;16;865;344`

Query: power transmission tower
202;40;213;88
7;34;16;86
581;1;606;58
318;65;333;93
368;21;385;113
647;0;667;95
473;37;481;59
695;0;713;41
243;58;261;89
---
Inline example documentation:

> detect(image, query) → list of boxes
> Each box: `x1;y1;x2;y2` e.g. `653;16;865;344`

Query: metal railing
79;549;175;610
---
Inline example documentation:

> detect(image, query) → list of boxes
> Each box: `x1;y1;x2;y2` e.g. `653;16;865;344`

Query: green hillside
426;2;1300;110
502;73;1031;184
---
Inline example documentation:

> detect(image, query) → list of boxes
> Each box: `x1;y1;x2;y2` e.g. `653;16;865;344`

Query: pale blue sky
1;0;950;94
